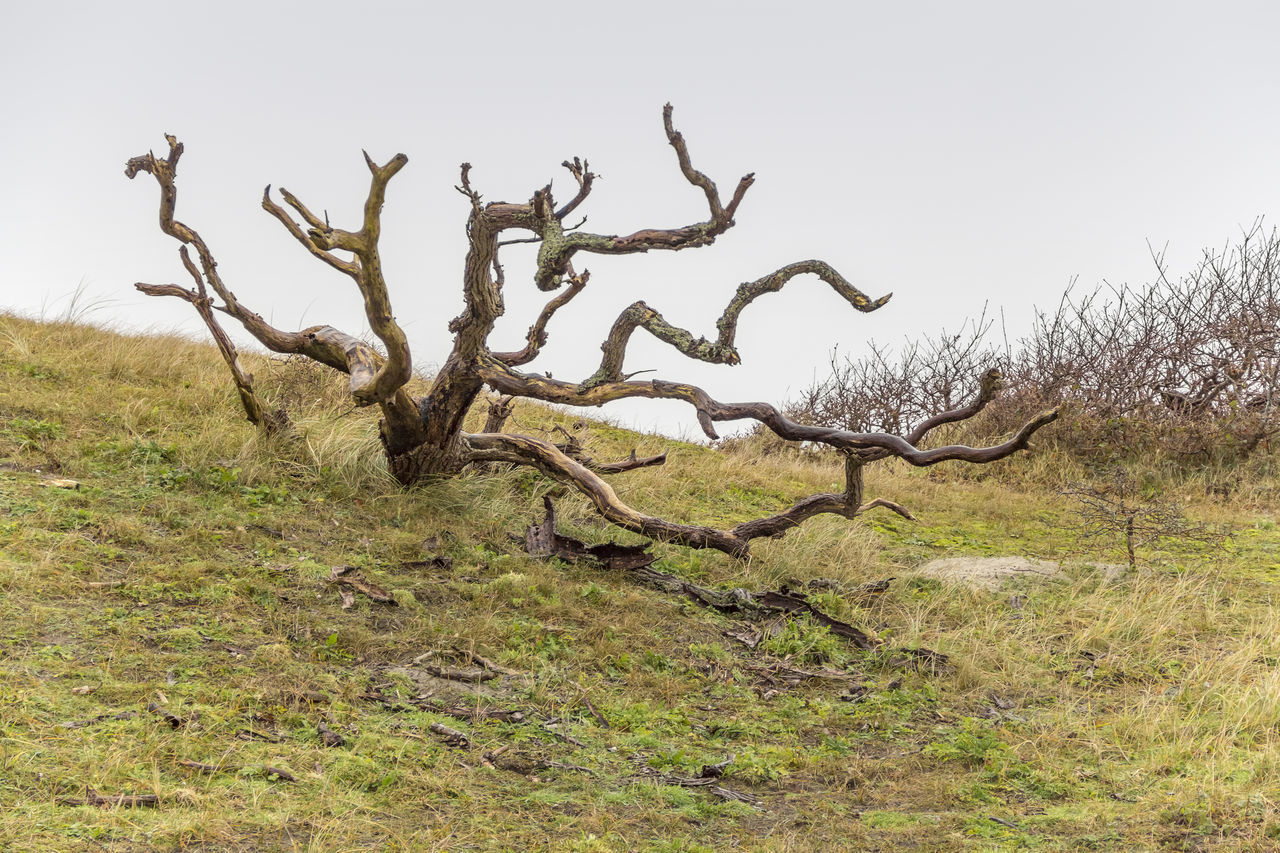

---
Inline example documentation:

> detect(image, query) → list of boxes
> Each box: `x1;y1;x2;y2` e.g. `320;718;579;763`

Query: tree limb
579;260;892;390
491;270;590;366
554;157;595;220
127;136;424;449
479;356;1059;464
261;152;413;406
531;104;755;292
468;433;901;556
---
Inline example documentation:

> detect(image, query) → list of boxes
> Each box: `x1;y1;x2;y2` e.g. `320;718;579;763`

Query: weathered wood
328;565;396;606
518;498;878;649
128;105;1057;556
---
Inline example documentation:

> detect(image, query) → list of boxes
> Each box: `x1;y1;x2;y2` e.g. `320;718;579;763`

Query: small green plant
924;718;1010;767
242;482;294;507
726;746;796;783
313;631;353;662
4;417;64;449
759;616;842;665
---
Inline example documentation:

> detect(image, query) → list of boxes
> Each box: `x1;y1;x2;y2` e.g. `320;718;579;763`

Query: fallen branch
581;698;610;729
318;721;347;747
541;719;586;747
408;651;502;683
749;662;862;687
429;721;471;748
423;665;497;684
261;765;297;782
175;759;296;782
236;728;283;743
638;758;763;810
147;701;185;729
59;710;138;729
519;498;878;650
360;688;528;723
328;565;396;607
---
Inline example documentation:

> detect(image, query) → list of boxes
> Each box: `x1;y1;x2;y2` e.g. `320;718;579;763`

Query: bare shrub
793;223;1280;467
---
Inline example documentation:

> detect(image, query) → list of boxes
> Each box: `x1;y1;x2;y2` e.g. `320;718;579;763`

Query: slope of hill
2;314;1279;851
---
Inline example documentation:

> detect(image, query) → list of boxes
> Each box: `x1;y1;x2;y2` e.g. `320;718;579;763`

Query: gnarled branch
127;136;425;450
579;260;892;391
465;431;746;554
480;355;1058;461
466;432;902;557
261;152;413;406
531;104;755;292
490;270;590;366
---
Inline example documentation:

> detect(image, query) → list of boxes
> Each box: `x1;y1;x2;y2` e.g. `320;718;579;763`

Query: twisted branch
531;104;755;292
466;433;905;557
261;152;413;406
480;355;1057;462
580;260;892;390
491;270;590;366
127;136;425;450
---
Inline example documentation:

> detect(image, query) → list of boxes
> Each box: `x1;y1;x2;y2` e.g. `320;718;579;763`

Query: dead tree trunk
128;107;1058;557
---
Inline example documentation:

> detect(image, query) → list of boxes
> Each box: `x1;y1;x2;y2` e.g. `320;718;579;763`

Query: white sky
4;1;1279;437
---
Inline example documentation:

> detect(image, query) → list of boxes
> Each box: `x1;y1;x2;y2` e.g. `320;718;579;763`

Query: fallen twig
236;728;283;743
638;758;763;810
421;664;497;683
176;759;223;774
60;710;138;729
749;662;861;686
57;788;158;808
541;720;586;747
360;688;527;723
147;701;184;729
887;646;953;674
581;698;610;729
429;722;471;748
318;720;347;747
175;758;296;782
328;565;396;607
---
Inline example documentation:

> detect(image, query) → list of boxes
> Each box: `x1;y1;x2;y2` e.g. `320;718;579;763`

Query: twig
581;698;610;729
429;722;471;749
57;789;159;808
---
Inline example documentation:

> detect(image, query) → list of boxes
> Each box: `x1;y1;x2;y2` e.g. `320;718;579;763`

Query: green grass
2;314;1279;850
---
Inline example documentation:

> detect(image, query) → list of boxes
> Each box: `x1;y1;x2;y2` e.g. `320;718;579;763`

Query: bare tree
126;106;1058;557
1062;469;1221;569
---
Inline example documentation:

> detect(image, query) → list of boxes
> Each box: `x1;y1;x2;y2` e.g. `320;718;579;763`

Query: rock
914;556;1127;590
915;556;1064;590
41;478;81;489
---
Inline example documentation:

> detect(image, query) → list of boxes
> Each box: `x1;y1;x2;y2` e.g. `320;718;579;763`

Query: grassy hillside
2;314;1279;851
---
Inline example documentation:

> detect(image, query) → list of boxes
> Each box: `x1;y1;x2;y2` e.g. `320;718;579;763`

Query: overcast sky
4;1;1279;437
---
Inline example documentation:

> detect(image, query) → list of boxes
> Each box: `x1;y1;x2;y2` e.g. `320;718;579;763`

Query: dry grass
2;314;1280;851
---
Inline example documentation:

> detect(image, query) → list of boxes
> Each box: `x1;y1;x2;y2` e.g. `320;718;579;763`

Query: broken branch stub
128;105;1056;557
